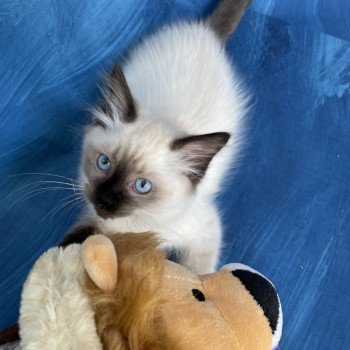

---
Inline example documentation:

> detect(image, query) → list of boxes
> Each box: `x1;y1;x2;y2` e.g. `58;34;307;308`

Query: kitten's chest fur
89;196;219;249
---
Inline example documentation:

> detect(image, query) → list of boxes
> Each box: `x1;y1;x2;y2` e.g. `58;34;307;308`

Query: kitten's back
124;22;247;137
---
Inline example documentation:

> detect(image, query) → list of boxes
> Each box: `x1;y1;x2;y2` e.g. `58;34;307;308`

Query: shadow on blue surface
1;1;350;349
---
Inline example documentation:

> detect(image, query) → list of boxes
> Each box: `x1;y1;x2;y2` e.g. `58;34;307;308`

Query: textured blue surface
1;1;350;348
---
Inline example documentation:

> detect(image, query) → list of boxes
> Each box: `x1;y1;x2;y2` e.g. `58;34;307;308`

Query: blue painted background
1;1;350;348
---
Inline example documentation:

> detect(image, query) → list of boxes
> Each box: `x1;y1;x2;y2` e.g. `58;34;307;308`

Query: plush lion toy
19;233;282;350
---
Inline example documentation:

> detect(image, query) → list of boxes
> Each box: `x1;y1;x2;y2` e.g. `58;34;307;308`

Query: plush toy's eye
133;178;152;194
97;154;111;172
192;289;206;302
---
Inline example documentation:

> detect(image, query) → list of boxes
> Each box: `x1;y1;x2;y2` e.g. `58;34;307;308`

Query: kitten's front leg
58;224;97;247
178;245;220;275
176;204;222;274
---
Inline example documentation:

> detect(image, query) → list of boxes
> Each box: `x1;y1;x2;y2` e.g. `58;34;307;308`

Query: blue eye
134;178;152;194
97;154;111;172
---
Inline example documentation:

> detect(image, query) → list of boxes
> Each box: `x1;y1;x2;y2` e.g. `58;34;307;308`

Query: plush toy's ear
221;263;283;349
82;234;118;292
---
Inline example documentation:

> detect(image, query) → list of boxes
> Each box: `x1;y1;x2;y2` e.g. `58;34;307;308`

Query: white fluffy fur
19;245;102;350
81;21;248;274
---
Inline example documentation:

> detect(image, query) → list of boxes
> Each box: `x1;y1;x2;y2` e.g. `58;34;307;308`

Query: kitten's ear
208;0;252;43
99;64;137;123
170;132;230;185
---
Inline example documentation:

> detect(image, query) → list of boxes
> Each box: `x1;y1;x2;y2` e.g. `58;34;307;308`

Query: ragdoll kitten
61;0;251;274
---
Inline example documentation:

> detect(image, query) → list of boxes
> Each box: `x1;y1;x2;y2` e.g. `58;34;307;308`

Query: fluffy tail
208;0;252;42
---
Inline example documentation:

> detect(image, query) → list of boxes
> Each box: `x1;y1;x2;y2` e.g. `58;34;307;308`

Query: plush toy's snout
222;263;283;350
82;234;118;291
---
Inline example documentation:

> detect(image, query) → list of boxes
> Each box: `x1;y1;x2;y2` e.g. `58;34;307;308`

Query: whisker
39;196;73;224
62;198;84;221
67;200;84;224
54;193;82;209
65;124;85;139
43;196;83;224
5;187;82;213
51;198;85;235
54;200;81;227
10;172;83;185
17;187;82;204
4;181;84;202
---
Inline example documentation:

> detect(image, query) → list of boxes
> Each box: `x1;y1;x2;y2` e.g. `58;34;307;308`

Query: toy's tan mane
84;232;173;350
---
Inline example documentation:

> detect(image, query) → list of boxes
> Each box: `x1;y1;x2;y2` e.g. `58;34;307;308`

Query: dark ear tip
170;132;230;151
233;0;252;10
209;132;231;148
101;62;137;123
219;131;231;144
111;64;124;79
209;0;252;42
242;0;253;7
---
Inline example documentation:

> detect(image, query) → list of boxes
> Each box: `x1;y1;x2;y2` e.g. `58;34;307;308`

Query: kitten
61;0;251;274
